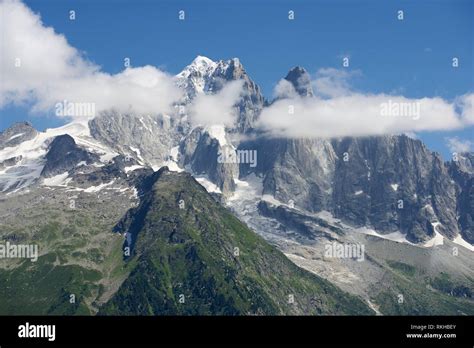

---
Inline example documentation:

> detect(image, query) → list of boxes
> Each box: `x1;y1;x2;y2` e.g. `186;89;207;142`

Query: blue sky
1;0;473;159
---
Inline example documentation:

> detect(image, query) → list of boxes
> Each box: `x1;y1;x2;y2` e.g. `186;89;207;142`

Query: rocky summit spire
284;66;313;97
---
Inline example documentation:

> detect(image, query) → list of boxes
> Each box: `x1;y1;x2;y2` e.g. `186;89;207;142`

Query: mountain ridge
0;55;472;247
99;167;374;315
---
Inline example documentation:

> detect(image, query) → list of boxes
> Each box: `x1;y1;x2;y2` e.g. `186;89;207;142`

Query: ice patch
452;234;474;252
139;117;153;133
354;226;413;244
0;159;44;193
130;187;139;200
315;210;342;224
228;174;263;203
423;222;444;247
390;184;399;191
367;300;382;315
83;180;115;193
99;151;116;163
226;174;286;241
66;180;115;193
195;176;222;194
42;172;70;187
8;133;24;141
163;161;182;172
169;146;179;161
161;146;183;172
124;165;144;173
206;125;227;146
261;194;285;206
129;146;145;163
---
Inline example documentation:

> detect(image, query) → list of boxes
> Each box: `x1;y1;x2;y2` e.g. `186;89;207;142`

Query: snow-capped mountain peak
177;55;217;78
0;119;119;193
175;56;250;100
176;55;218;96
191;55;217;70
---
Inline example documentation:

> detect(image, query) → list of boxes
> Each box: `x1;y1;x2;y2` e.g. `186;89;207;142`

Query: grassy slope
100;169;373;315
0;191;132;315
373;260;474;315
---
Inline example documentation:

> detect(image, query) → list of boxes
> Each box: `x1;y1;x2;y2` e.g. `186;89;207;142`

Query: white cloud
257;67;473;138
312;68;359;98
188;80;244;127
456;93;474;126
445;137;472;154
257;93;472;138
403;132;418;139
273;79;297;99
0;0;182;118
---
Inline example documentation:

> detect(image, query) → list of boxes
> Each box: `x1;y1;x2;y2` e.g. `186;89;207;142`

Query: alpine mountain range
0;56;473;315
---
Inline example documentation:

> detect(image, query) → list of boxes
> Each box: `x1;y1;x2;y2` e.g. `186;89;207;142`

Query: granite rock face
330;135;458;242
180;127;237;196
240;133;466;243
41;134;99;177
284;66;314;97
449;153;474;243
210;58;266;133
239;137;336;212
89;111;184;167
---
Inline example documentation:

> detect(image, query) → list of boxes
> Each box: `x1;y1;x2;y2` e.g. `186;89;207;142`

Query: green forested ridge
100;168;373;315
